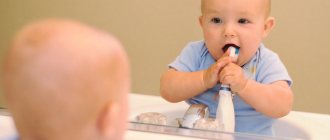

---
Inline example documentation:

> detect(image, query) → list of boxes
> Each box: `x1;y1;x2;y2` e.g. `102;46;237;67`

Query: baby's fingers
216;57;232;70
219;67;232;84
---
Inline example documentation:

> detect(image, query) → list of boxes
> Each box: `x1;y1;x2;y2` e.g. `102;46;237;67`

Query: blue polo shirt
169;40;292;135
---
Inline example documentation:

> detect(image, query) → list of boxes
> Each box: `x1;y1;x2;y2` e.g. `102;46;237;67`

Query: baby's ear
263;17;275;38
199;16;204;27
98;102;120;139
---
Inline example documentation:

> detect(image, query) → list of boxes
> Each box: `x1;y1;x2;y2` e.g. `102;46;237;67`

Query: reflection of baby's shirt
169;40;292;136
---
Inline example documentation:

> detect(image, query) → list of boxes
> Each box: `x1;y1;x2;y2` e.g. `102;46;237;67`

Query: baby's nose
225;33;235;38
224;25;236;38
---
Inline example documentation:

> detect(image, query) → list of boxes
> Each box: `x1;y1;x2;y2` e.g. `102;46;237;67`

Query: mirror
0;0;330;139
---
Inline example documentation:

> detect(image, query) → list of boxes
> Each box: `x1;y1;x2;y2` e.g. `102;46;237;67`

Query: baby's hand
219;63;247;93
203;54;231;89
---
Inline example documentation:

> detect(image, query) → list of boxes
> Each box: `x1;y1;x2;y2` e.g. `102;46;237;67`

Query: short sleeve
256;48;292;86
168;41;204;72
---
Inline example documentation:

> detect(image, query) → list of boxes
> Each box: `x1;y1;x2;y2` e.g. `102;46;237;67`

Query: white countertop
1;93;330;140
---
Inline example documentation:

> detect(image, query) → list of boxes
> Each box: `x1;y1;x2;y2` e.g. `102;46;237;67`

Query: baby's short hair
201;0;271;17
3;19;129;139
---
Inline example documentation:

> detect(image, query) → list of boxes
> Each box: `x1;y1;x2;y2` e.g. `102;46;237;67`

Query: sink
273;117;309;139
129;94;330;140
130;103;310;139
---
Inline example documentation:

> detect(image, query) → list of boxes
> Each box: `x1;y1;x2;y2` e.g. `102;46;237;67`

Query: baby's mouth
222;44;240;53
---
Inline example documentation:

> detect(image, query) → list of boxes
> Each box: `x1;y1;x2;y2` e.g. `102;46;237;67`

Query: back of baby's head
3;19;129;139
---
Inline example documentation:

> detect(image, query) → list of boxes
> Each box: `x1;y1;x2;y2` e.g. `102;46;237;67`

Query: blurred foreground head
3;19;130;140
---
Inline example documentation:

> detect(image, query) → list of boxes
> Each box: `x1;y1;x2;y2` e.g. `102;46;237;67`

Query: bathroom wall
0;0;330;114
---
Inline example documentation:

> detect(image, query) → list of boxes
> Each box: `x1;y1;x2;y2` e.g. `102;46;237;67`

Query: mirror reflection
155;0;291;137
1;0;330;140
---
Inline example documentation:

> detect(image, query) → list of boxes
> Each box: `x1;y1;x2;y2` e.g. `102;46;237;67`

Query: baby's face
200;0;271;66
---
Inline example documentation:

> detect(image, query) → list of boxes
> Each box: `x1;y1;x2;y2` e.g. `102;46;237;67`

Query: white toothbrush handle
216;87;235;132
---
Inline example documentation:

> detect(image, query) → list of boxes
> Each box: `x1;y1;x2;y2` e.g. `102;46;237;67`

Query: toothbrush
216;45;239;132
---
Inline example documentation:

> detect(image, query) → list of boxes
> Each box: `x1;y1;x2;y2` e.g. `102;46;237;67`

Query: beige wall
0;0;329;114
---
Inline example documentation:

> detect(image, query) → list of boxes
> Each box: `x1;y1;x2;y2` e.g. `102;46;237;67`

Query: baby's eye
211;17;222;24
238;18;250;24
